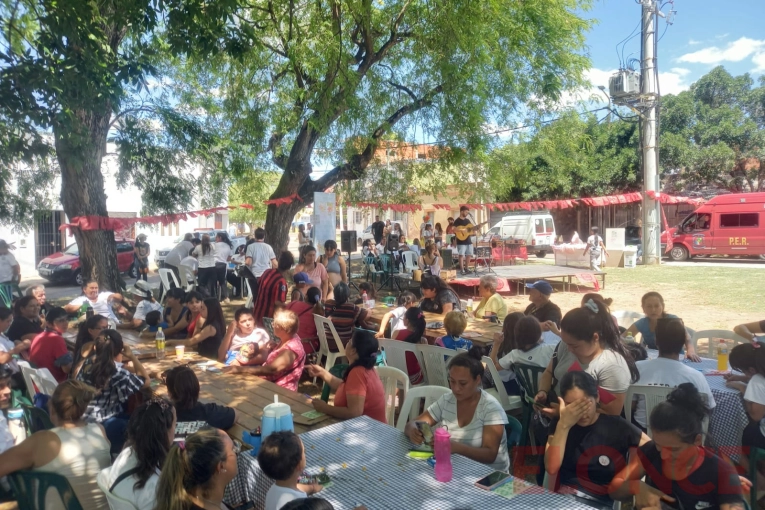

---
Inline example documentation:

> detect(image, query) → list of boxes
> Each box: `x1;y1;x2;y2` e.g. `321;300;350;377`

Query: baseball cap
525;281;553;296
293;272;313;285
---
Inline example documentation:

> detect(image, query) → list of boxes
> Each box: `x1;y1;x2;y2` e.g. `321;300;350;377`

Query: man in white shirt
0;240;21;298
164;233;194;282
63;279;123;322
117;281;162;330
245;228;277;278
632;317;715;429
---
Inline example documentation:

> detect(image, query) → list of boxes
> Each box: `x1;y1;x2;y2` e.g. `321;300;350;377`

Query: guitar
453;221;489;242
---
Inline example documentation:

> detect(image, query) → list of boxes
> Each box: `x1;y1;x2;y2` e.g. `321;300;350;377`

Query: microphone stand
468;212;493;276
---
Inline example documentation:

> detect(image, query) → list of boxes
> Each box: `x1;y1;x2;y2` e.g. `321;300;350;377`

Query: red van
662;193;765;261
37;239;138;285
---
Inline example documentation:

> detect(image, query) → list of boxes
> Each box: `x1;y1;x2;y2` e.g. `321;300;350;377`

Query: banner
59;205;249;232
313;192;336;255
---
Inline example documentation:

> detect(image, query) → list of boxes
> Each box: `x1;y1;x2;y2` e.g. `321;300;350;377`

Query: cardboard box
442;269;457;281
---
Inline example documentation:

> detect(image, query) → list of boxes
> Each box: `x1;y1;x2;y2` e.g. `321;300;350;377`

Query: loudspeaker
440;249;454;270
340;231;357;253
387;234;400;252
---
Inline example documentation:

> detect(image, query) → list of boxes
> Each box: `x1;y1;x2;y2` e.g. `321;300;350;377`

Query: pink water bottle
434;428;453;482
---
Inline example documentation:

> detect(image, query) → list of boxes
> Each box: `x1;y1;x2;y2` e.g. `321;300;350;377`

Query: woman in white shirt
105;399;176;510
214;233;233;303
405;347;510;472
192;234;217;298
0;380;111;510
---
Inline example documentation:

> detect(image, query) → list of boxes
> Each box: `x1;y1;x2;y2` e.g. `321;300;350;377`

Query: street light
598;85;612;124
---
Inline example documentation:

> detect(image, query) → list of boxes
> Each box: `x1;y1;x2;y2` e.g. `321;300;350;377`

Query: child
435;311;472;350
142;310;168;334
218;308;272;365
291;272;313;303
259;431;323;510
392;306;427;385
375;291;416;339
353;282;377;306
491;315;553;395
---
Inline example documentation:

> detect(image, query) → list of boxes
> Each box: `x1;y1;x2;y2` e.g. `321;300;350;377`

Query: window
720;213;759;228
354;211;363;224
535;219;544;234
117;242;133;253
544;218;554;233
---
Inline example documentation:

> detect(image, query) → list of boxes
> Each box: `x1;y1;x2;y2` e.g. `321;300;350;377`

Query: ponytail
561;299;639;383
403;307;426;344
88;330;122;389
306;287;324;316
342;330;379;382
201;234;212;256
447;345;485;379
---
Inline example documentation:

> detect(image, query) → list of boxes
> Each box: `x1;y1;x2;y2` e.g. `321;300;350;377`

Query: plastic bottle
85;304;94;319
466;299;473;314
717;340;729;371
625;332;634;343
156;327;166;359
6;408;26;444
362;290;368;305
433;428;452;482
79;302;89;319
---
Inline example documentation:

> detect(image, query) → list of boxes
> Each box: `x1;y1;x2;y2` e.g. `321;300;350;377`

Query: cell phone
475;471;512;490
298;473;331;485
415;421;434;445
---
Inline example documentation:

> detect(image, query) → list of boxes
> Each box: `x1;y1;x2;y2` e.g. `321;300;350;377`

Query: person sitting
168;297;225;359
105;399;176;510
118;280;162;331
523;281;561;331
323;282;370;351
610;384;745;509
420;276;461;314
70;314;108;372
307;330;386;423
417;241;442;277
734;319;765;342
6;295;42;343
435;310;472;350
361;239;377;259
489;312;525;397
0;307;27;387
26;284;53;319
161;288;190;339
165;365;238;430
155;427;238;510
0;380;111;510
0;364;15;450
29;307;73;383
405;347;510;472
537;299;638;417
727;342;765;449
183;291;205;338
393;307;428;385
259;431;323;510
491;315;554;396
374;291;416;339
222;309;306;391
286;287;323;355
545;371;650;506
473;275;507;320
622;291;700;361
353;282;376;306
291;272;313;303
626;342;648;362
64;279;123;323
632;317;715;431
217;308;271;365
74;330;150;454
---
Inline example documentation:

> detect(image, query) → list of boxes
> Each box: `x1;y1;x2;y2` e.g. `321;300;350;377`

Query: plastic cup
175;345;185;361
367;299;375;309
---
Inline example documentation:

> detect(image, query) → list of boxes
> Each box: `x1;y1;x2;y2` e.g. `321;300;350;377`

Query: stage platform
448;264;605;295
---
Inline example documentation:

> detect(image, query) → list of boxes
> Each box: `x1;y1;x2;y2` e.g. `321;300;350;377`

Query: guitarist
453;206;475;275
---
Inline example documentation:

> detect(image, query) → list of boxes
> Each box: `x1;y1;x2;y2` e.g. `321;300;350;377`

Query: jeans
198;266;217;297
215;262;229;300
103;414;130;455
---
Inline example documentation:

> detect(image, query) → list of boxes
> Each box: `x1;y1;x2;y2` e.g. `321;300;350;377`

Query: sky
583;0;765;99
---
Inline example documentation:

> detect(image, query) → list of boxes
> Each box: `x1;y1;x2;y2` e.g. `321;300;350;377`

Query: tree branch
387;80;417;101
268;132;288;170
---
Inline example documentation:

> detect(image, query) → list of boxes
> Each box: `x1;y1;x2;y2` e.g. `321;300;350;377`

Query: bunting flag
431;204;452;210
645;190;705;206
264;193;303;206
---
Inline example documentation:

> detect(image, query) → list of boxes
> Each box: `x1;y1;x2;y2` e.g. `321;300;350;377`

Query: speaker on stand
340;231;360;292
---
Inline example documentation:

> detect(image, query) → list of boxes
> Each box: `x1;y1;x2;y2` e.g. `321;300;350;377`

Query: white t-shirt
180;256;198;281
633;357;717;428
587;235;602;256
554;344;631;396
246;242;277;277
0;252;18;282
214;242;232;264
498;343;555;383
68;292;118;321
745;374;765;436
426;390;510;472
105;447;159;510
134;300;163;322
0;333;18;372
230;327;270;351
193;244;217;268
264;484;305;510
389;306;408;333
165;240;194;267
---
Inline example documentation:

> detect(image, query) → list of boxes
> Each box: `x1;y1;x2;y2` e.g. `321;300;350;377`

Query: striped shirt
77;361;144;422
324;301;361;351
252;269;287;327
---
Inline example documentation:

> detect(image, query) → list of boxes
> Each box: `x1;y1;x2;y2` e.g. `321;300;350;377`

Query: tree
163;0;593;252
228;171;280;228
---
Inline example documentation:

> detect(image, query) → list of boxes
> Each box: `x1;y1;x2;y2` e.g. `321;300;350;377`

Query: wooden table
365;304;501;347
142;354;338;436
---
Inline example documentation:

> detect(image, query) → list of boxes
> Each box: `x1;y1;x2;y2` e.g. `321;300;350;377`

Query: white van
484;212;556;258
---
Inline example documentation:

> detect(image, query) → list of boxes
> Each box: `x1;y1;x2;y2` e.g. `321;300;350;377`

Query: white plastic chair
401;251;418;271
482;356;522;412
375;365;410;428
245;279;254;309
691;329;749;359
418;344;459;388
17;361;35;400
626;385;709;443
178;265;197;292
20;365;58;397
312;315;347;384
158;268;181;303
612;310;644;329
97;468;140;510
379;339;427;386
396;385;451;431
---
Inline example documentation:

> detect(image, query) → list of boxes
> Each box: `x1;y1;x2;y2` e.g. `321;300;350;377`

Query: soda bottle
466;299;473;314
85;304;94;319
625;332;635;343
79;302;88;319
362;290;368;305
156;327;166;359
433;428;453;483
717;340;728;371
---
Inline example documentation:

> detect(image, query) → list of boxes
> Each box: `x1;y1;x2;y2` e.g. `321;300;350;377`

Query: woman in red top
307;329;386;423
29;307;73;382
392;307;427;385
183;291;205;338
285;287;323;354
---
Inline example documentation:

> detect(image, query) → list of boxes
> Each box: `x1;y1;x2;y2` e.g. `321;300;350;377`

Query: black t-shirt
196;320;223;359
421;289;461;314
7;316;42;341
452;217;473;245
549;414;642;498
524;301;562;326
638;442;744;510
371;221;385;240
177;402;236;431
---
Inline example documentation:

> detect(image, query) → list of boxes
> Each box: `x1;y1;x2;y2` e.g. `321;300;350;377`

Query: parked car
482;212;556;258
359;226;375;245
154;236;183;268
37;239;137;286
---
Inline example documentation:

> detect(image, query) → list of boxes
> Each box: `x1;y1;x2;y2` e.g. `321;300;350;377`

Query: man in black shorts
452;206;474;275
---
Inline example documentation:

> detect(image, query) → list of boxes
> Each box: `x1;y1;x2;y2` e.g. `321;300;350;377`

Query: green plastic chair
364;256;384;284
320;363;349;402
505;415;523;448
8;470;84;510
22;405;54;433
513;363;546;448
749;447;765;509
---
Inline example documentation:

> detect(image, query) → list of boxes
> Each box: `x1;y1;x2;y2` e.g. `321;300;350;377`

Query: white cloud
688;39;702;46
658;69;691;95
677;37;765;65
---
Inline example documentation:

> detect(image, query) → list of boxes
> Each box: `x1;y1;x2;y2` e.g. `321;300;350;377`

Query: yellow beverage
717;341;729;371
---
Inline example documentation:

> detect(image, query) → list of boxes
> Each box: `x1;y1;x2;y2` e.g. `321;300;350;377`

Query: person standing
245;228;277;300
192;234;217;298
252;251;293;327
0;240;21;303
214;232;233;303
584;226;608;271
452;206;475;275
298;224;310;249
306;223;313;245
164;233;194;283
133;234;151;282
371;215;385;245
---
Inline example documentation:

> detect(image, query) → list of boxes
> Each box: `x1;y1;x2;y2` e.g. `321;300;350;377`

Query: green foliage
228;171;280;224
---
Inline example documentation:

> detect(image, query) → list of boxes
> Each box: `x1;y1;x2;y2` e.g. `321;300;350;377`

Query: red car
37;239;138;285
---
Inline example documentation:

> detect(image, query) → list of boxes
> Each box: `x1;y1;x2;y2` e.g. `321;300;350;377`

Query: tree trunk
265;201;305;255
55;109;123;292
